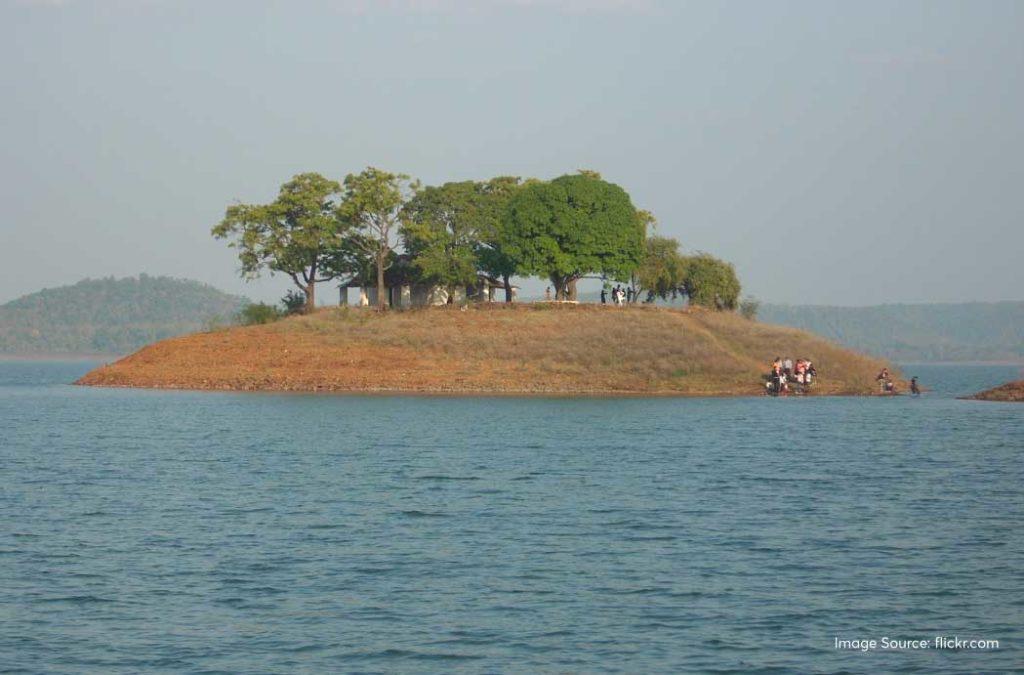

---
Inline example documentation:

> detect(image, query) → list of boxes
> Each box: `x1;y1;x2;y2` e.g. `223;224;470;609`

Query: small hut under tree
339;255;517;308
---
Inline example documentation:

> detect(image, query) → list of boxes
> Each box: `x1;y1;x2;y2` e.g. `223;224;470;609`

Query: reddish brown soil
76;303;896;396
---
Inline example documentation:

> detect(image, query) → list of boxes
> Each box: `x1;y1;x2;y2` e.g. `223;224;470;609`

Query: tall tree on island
625;209;658;302
340;168;420;310
401;176;527;304
401;181;484;303
501;172;645;301
682;253;741;310
633;235;689;302
211;173;354;313
476;176;526;303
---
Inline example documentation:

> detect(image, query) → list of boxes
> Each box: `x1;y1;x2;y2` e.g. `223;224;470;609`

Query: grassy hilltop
78;304;893;396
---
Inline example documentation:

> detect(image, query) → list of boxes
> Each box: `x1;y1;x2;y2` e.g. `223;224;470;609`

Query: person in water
911;377;921;396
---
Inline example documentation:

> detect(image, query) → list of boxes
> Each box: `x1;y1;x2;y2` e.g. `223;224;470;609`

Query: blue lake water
1;360;1022;673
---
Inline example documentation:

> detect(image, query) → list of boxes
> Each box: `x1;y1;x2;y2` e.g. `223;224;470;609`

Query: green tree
625;210;658;302
211;173;352;312
634;235;689;302
401;181;483;302
683;253;741;310
475;176;525;302
501;173;644;300
340;168;420;310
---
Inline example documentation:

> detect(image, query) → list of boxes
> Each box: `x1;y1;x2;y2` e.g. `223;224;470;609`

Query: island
76;304;894;396
76;169;898;396
965;380;1024;402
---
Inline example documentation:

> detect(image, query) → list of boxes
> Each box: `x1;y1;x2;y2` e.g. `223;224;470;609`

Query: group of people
766;356;816;395
539;284;639;304
600;285;635;305
876;368;896;394
876;368;922;396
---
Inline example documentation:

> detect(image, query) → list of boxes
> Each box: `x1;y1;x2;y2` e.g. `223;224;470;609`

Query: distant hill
760;302;1024;363
0;275;249;355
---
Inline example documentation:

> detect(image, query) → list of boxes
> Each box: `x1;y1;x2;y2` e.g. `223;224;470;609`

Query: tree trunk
568;278;578;302
503;274;513;303
376;251;387;311
305;281;316;313
550;275;566;301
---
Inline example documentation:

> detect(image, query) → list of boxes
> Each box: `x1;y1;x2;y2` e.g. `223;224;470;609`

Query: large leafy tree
683;253;741;310
401;181;483;302
475;176;526;302
211;173;353;312
624;209;657;301
501;173;644;300
633;235;689;302
340;167;420;310
400;176;527;304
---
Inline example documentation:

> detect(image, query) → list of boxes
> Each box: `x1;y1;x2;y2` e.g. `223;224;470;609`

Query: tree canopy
634;235;689;302
211;173;353;311
501;173;644;300
340;168;420;310
473;176;525;301
682;253;741;310
208;168;744;313
401;181;486;298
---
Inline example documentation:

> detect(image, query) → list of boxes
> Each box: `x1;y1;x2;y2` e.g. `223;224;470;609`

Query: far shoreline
75;380;889;399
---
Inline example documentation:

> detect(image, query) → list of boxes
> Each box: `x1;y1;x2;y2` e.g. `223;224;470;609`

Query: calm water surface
1;361;1022;673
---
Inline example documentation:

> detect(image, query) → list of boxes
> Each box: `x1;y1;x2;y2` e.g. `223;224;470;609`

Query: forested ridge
760;302;1024;362
0;275;248;354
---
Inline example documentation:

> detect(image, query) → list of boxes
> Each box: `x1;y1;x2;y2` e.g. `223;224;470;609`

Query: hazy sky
1;0;1021;305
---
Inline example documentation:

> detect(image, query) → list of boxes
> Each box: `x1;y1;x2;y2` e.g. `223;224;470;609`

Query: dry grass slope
77;304;895;396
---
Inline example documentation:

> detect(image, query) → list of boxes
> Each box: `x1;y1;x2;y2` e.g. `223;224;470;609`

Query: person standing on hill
600;288;607;304
545;287;552;301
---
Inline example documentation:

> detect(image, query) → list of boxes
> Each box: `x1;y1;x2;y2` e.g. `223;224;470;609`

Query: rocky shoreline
964;380;1024;402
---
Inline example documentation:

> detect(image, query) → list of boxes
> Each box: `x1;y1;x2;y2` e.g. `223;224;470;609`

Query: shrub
683;253;741;310
739;296;760;321
282;290;307;315
238;302;284;325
